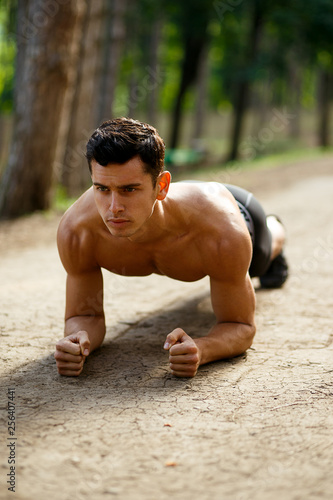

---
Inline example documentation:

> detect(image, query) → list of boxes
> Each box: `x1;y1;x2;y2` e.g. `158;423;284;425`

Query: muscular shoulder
205;215;252;282
172;182;252;281
57;188;101;274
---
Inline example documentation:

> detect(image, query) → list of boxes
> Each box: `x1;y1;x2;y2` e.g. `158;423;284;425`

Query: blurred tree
168;0;214;149
287;51;302;139
61;0;130;197
146;15;163;126
119;0;163;122
307;2;333;147
60;0;105;197
97;0;127;124
0;0;16;114
225;0;266;161
0;0;86;218
215;0;333;160
192;44;209;142
0;0;16;174
1;0;332;217
268;0;333;146
317;67;332;147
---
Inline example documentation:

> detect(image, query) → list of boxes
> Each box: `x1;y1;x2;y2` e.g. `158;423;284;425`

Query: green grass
171;145;333;181
52;185;78;213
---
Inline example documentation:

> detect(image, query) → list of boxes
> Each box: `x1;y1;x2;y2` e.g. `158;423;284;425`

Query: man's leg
267;215;286;260
260;215;288;289
224;184;288;288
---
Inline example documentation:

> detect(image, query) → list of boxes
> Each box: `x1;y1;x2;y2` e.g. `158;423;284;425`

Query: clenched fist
164;328;201;377
54;331;90;376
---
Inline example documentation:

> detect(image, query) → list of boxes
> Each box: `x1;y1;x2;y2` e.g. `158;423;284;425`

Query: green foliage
1;0;333;154
0;3;16;113
159;21;183;111
53;185;77;213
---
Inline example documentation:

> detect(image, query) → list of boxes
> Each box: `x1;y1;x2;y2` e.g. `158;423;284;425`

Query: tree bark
0;0;85;219
227;1;264;162
193;44;209;141
318;68;332;147
169;34;208;150
127;72;139;118
288;53;302;139
96;0;127;125
60;0;105;197
147;16;162;127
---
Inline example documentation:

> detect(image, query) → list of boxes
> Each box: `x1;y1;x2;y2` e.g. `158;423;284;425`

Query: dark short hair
86;117;165;186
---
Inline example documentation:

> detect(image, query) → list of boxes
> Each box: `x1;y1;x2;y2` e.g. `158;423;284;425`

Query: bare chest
95;233;206;282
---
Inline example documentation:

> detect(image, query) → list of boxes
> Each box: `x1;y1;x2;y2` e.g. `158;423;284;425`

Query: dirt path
1;155;333;500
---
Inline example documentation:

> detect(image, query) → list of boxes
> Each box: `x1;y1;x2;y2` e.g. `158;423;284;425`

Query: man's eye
124;187;136;193
97;186;108;192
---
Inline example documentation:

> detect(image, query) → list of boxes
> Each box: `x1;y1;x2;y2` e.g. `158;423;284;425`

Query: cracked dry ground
0;156;333;500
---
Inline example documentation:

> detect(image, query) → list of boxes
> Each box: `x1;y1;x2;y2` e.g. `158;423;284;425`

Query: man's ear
156;171;171;200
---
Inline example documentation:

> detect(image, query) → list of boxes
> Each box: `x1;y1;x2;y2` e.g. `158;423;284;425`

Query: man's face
91;156;165;239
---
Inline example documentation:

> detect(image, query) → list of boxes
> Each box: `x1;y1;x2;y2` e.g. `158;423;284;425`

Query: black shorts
224;184;272;277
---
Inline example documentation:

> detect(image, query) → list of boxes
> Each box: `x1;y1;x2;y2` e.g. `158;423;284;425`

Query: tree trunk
0;116;14;178
318;68;331;147
169;34;208;150
251;78;271;136
147;16;162;127
96;0;127;125
228;80;250;161
0;0;85;219
60;0;105;197
192;44;209;142
127;72;139;118
227;1;264;162
288;54;302;139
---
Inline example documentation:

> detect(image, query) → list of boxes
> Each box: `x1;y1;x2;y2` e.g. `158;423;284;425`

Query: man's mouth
107;218;130;226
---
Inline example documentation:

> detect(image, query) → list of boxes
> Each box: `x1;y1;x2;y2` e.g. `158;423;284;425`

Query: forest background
0;0;332;218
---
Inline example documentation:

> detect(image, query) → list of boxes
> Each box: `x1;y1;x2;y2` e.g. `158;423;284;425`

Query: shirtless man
54;118;288;377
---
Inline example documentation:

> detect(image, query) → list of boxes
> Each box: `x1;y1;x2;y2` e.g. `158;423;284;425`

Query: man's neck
127;199;169;245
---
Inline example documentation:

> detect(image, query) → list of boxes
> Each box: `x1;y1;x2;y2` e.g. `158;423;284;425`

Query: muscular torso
95;229;204;281
55;178;257;376
58;182;251;282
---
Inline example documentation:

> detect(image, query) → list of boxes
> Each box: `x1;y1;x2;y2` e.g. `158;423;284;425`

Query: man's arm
164;275;256;377
54;215;106;376
54;269;106;376
196;273;256;362
164;220;256;377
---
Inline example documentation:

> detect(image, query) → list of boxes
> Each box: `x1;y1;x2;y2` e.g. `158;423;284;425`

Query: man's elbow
237;323;256;353
244;323;256;350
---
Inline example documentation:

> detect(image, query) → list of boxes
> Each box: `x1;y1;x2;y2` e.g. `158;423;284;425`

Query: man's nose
109;193;124;214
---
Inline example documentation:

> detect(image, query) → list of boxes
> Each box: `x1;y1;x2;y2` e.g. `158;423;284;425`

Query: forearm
195;322;256;366
64;315;106;353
